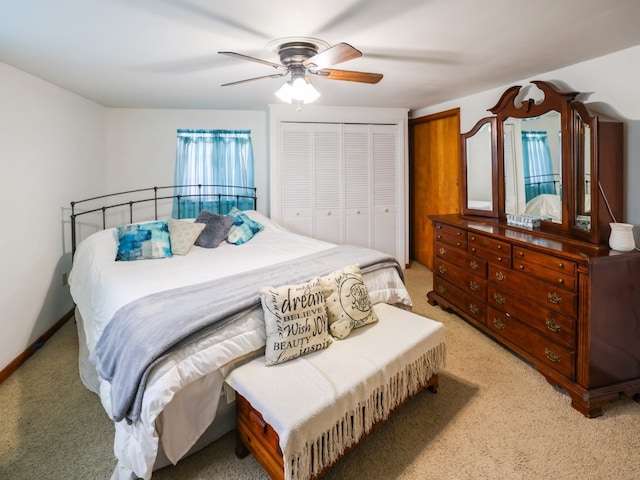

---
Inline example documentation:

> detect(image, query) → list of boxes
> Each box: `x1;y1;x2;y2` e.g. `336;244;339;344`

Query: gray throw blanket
90;245;403;423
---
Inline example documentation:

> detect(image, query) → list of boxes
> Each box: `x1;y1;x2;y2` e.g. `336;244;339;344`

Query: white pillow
259;277;333;365
319;264;378;339
168;219;206;255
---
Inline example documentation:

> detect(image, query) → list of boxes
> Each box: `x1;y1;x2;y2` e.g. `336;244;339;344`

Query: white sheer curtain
172;129;255;217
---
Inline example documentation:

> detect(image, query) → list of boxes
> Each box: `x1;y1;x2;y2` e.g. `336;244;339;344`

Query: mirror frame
460;117;498;218
489;80;579;235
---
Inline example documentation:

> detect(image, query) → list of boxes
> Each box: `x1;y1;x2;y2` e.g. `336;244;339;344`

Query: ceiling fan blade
311;69;383;84
303;42;362;69
221;71;289;87
218;51;288;71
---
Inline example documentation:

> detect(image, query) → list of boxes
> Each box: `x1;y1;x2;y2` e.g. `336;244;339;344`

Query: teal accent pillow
226;208;264;245
115;220;172;261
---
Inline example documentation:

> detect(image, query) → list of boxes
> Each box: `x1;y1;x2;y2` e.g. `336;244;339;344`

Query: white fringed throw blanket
225;303;447;480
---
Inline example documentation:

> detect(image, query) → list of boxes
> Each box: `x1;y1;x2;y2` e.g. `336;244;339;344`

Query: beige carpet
1;262;639;480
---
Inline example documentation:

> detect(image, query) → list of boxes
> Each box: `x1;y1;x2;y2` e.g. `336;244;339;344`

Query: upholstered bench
225;303;446;480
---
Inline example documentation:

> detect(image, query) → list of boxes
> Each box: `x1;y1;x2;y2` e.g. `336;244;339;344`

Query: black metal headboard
70;184;257;256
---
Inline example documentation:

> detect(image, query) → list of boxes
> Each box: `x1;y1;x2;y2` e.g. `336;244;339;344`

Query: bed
68;186;414;480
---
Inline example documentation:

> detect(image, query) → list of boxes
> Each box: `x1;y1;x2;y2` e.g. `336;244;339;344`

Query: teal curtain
521;131;556;202
173;130;255;217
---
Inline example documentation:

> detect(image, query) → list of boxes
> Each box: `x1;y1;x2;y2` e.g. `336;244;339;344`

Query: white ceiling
2;0;640;111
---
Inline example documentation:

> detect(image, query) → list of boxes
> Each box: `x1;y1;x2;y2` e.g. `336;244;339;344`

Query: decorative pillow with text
319;264;378;339
259;277;333;365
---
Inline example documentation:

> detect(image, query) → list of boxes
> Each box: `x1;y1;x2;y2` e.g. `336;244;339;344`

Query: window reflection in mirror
503;111;562;223
465;122;493;211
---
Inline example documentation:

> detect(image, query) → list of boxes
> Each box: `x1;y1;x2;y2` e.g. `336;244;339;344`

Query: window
173;129;255;217
521;131;557;202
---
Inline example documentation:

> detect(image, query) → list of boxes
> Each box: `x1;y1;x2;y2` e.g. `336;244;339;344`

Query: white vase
609;223;636;252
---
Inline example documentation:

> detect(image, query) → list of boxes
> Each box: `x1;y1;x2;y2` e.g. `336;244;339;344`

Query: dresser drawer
434;222;468;242
468;232;511;255
435;258;487;300
513;247;577;290
488;265;577;317
435;242;487;276
513;246;577;276
488;307;575;379
433;277;486;325
486;285;575;347
469;244;511;268
435;230;467;250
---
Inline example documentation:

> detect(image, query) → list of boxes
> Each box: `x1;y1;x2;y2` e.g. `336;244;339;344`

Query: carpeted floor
1;262;639;480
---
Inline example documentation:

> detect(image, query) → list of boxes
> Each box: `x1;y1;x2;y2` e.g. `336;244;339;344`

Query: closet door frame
269;105;409;266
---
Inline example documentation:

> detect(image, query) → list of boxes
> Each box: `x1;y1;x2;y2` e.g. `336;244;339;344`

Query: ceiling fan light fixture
275;76;320;104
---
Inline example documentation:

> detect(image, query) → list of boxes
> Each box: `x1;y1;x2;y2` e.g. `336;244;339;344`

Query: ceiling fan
218;37;383;104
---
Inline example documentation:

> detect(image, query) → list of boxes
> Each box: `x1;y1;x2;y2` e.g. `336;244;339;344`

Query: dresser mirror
486;80;623;245
502;111;562;223
572;104;593;232
460;117;498;217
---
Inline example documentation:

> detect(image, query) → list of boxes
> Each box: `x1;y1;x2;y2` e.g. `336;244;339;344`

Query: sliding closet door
281;122;314;236
371;124;398;257
273;114;406;265
344;124;371;248
313;124;343;244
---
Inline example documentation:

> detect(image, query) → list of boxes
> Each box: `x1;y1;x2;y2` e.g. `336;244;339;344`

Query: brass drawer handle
469;280;480;292
470;304;480;314
469;260;479;270
547;292;562;305
438;265;448;274
495;271;506;281
492;317;505;330
439;247;447;256
545;348;561;363
456;242;462;247
558;262;564;269
493;293;506;305
438;284;447;294
545;318;562;333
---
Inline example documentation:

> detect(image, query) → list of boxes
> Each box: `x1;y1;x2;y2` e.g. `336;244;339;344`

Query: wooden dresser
427;214;640;417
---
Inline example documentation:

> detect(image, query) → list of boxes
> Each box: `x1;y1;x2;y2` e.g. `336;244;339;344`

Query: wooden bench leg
235;435;250;459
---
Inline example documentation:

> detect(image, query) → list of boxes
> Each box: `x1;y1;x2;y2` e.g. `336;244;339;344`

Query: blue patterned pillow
226;208;264;245
115;220;173;261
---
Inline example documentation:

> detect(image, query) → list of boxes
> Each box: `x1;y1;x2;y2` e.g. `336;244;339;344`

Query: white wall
0;63;106;372
412;44;640;226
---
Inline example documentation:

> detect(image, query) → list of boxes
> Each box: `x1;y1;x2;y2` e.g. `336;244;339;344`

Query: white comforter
69;211;412;480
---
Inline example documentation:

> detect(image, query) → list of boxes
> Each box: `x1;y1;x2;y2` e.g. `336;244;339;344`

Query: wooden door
409;109;461;269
